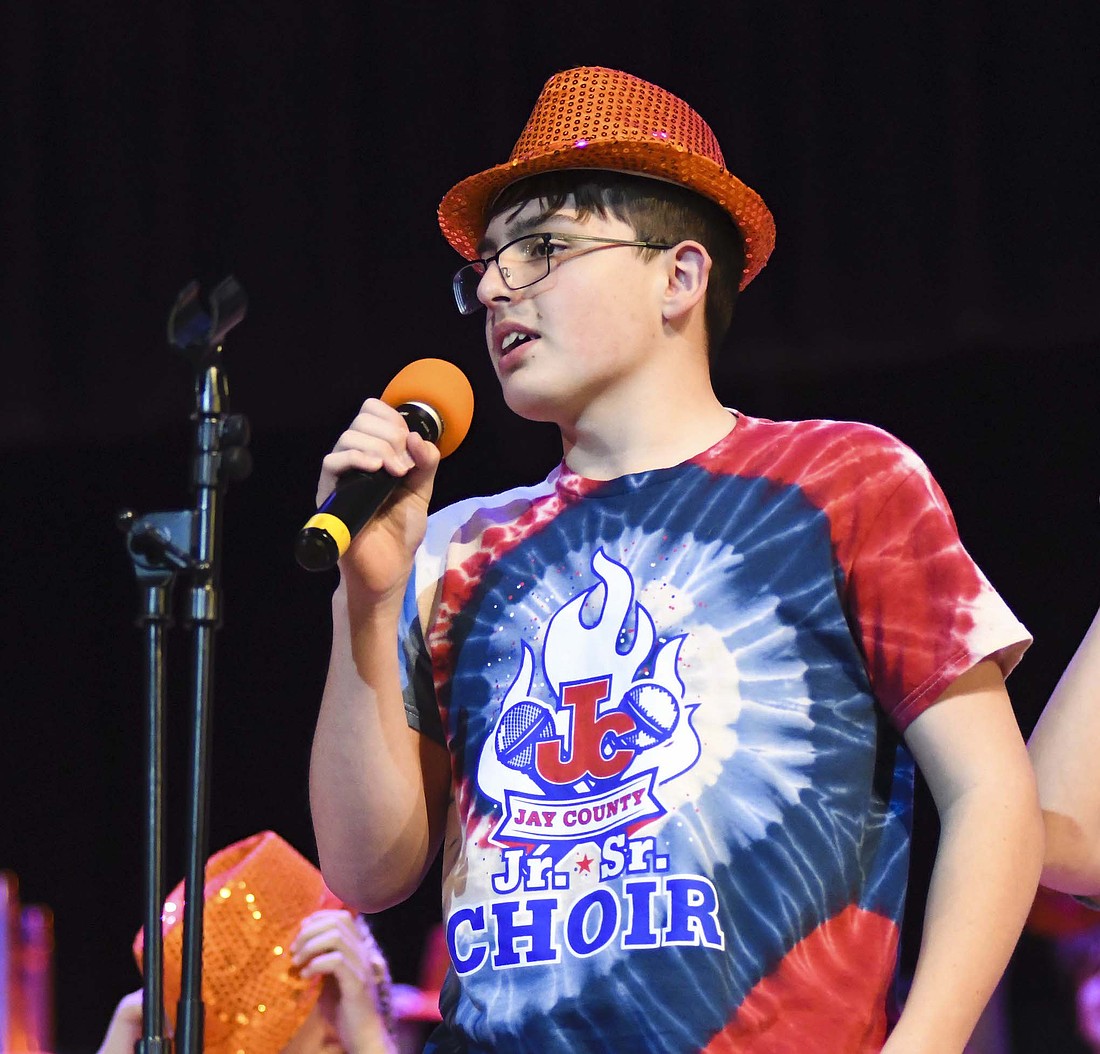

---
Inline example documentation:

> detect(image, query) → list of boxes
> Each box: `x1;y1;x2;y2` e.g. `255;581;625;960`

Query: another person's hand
95;989;143;1054
291;908;396;1054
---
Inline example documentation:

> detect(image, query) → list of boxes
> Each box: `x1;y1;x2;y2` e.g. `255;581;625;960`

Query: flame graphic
543;549;657;708
478;549;702;812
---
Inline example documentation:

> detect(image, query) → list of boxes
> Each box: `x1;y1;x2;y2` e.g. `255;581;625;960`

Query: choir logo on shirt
476;549;703;854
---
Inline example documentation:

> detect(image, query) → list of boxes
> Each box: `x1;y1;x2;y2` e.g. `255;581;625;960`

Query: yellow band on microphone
303;512;352;556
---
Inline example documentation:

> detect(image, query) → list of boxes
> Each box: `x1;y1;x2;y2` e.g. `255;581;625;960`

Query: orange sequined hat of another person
437;65;776;291
133;831;343;1054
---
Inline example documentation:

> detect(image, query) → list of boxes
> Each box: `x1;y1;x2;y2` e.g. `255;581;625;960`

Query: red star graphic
577;855;593;873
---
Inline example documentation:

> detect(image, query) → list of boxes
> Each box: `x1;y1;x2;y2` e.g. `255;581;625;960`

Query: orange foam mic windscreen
380;357;474;458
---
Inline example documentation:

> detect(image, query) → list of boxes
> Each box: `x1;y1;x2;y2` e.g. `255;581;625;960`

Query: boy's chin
499;381;565;425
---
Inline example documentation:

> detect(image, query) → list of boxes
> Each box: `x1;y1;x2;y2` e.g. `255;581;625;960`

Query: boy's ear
662;240;711;322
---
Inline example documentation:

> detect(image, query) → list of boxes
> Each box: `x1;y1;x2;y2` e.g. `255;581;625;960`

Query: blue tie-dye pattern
428;464;912;1053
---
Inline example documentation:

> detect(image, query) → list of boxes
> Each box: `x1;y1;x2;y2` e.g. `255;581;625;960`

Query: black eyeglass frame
451;231;675;315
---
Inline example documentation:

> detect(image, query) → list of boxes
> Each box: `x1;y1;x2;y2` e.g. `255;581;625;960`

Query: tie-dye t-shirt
398;414;1029;1054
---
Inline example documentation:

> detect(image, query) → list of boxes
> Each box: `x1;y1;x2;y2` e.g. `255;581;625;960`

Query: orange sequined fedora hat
438;65;775;291
133;831;342;1054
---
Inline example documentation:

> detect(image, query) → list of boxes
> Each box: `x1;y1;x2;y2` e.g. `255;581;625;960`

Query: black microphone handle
294;403;441;572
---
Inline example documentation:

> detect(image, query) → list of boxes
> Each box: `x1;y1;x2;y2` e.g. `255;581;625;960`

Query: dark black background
2;4;1097;1050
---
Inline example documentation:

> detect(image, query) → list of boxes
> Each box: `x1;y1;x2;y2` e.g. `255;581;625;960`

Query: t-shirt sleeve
399;570;446;746
843;449;1031;731
394;480;560;748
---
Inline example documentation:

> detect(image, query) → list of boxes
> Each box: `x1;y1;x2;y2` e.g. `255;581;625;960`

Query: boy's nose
476;258;513;307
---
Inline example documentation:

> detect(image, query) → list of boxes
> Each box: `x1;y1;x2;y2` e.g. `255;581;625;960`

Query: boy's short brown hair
489;171;745;359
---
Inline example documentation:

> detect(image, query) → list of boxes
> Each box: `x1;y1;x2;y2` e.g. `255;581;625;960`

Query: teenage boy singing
309;66;1041;1053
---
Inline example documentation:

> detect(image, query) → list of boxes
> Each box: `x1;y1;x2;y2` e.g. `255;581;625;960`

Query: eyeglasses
451;231;675;315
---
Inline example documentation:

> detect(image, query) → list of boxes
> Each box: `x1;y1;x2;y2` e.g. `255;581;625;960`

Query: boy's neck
560;386;736;480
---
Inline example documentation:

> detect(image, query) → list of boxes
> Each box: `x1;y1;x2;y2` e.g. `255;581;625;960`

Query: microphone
295;358;474;572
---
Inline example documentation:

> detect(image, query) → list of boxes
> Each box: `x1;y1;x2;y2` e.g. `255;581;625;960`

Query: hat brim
438;139;775;291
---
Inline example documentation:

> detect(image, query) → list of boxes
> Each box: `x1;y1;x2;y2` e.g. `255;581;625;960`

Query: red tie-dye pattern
693;417;987;728
703;906;896;1054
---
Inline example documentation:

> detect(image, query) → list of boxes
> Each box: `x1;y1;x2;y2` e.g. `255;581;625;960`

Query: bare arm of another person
882;660;1043;1054
1029;603;1100;894
309;398;451;911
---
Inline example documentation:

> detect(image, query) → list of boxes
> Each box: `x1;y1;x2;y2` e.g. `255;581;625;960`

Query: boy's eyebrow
476;216;543;257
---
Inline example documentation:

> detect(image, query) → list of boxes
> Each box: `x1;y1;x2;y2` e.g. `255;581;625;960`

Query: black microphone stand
118;277;250;1054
